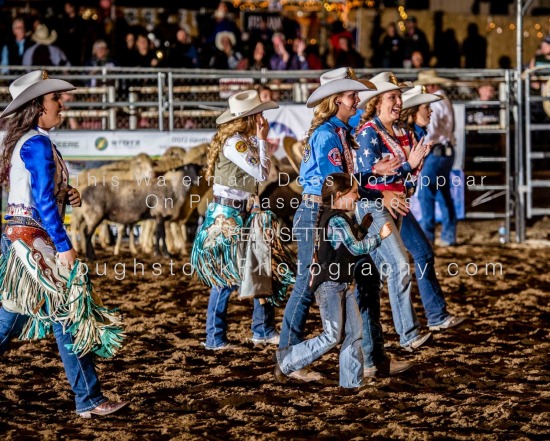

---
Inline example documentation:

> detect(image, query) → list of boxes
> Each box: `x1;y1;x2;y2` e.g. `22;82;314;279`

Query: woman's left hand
68;187;81;207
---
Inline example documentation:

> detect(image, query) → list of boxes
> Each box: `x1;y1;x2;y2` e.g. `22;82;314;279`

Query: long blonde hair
358;94;382;129
205;115;257;180
305;93;359;151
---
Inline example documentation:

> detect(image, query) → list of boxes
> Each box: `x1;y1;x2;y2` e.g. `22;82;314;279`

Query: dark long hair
313;172;355;234
0;97;44;185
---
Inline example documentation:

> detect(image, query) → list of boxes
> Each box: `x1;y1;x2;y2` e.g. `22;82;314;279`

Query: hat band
231;109;250;117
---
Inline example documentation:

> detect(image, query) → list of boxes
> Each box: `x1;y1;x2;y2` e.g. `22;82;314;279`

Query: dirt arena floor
1;219;549;440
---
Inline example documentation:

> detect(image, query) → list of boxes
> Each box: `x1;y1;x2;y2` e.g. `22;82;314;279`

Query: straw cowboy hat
402;85;442;110
215;31;236;51
282;136;304;174
357;71;413;109
306;67;374;108
543;79;550;118
215;89;278;125
32;24;58;45
0;70;76;118
414;69;453;86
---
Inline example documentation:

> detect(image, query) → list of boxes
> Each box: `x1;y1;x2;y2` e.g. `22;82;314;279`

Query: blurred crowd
0;0;550;73
4;0;544;74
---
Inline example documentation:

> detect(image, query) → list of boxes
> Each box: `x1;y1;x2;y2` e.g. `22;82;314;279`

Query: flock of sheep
69;143;301;261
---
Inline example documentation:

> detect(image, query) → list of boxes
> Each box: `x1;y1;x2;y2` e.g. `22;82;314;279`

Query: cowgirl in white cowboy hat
355;71;436;354
191;90;293;350
414;69;457;247
276;68;410;383
398;85;467;332
0;70;127;418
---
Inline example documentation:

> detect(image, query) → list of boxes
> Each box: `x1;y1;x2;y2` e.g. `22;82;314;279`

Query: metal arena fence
0;66;549;242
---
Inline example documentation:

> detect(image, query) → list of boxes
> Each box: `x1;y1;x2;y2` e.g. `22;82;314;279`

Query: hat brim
32;29;58;45
215;100;279;125
306;79;371;108
414;76;452;86
0;79;76;118
282;136;302;174
358;82;413;109
402;93;442;110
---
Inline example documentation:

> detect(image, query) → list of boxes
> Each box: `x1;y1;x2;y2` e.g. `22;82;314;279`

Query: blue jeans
417;152;457;245
278;200;319;348
358;200;421;347
401;212;450;326
0;307;107;413
354;255;388;368
277;282;363;388
205;285;276;348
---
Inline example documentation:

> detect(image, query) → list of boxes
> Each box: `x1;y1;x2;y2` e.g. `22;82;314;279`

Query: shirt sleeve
20;136;72;252
311;130;345;177
223;137;271;182
328;215;382;256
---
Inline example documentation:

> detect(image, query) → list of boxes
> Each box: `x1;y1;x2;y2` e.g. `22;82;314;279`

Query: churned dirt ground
0;219;549;440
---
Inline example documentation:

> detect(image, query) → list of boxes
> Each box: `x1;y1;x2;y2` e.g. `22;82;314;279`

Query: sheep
70;153;155;256
79;163;200;261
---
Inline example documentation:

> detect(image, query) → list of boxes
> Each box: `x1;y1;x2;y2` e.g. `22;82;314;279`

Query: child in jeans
274;173;392;388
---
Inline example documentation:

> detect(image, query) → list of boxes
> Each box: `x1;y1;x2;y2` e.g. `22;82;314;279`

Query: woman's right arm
223;132;271;182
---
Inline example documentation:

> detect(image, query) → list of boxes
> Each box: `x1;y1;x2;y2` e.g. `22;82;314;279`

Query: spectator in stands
329;21;354;61
248;41;269;71
256;84;274;102
208;1;241;47
209;31;244;70
248;16;274;54
166;25;199;68
118;32;136;67
462;23;487;69
1;17;33;73
404;16;430;67
379;22;405;69
85;39;117;68
59;1;87;66
466;81;500;126
529;34;550;69
269;33;308;70
410;50;424;69
130;33;159;67
22;24;71;67
437;29;460;68
305;43;324;70
334;36;364;69
84;39;117;87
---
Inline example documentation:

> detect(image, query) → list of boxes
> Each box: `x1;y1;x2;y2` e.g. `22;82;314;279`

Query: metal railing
2;65;544;242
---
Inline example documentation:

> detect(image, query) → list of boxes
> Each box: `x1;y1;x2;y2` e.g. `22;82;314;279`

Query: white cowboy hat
358;71;413;109
414;69;453;86
215;31;236;52
216;89;278;125
32;24;58;45
0;70;76;118
402;85;442;110
306;67;374;108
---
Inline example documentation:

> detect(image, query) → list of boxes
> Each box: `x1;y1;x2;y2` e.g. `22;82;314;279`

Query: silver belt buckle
445;145;453;156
